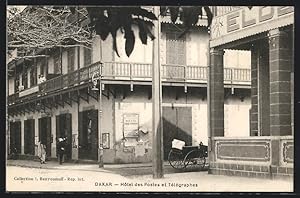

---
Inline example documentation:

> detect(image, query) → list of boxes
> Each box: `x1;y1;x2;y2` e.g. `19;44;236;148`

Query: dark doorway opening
163;107;192;160
9;121;21;154
24;119;35;155
78;109;98;160
38;117;52;158
56;113;72;161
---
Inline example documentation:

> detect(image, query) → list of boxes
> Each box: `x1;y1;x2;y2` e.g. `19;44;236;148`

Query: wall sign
102;133;110;149
210;6;294;47
123;113;139;138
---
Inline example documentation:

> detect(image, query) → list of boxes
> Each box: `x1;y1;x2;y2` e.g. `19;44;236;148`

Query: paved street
6;160;293;192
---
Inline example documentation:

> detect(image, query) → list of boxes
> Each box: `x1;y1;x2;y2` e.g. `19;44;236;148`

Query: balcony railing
8;61;251;105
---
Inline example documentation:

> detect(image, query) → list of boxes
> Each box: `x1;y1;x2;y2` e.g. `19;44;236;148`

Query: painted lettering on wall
211;6;294;41
227;6;293;33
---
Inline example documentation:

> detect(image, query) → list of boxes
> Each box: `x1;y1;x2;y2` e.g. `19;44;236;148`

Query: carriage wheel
183;150;206;170
168;149;185;170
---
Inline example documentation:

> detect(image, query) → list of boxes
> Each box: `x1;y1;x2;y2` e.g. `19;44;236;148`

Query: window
40;59;46;75
166;32;186;65
53;51;61;74
84;46;92;67
30;66;37;87
67;47;75;72
15;74;20;92
22;69;28;89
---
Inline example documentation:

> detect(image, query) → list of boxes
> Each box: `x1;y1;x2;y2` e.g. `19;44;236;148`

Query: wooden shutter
54;51;61;74
166;32;186;65
46;117;52;156
84;46;92;67
15;121;21;154
65;113;72;160
90;110;98;160
38;118;41;142
68;48;75;72
31;119;35;155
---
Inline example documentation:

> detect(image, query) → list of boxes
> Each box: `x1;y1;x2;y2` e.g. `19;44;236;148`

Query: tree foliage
84;6;214;57
7;6;92;59
8;6;253;59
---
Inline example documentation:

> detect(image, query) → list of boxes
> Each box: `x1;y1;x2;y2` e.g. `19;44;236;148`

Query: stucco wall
112;25;210;66
224;49;251;69
9;86;251;163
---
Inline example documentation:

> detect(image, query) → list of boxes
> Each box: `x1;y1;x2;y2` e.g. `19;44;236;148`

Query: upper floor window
84;45;92;67
40;58;46;76
67;47;75;72
22;68;28;89
166;32;186;65
30;66;37;87
53;50;61;74
15;74;20;92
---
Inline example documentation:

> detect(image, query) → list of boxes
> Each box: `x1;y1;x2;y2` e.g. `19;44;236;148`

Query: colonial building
208;6;294;179
7;6;251;164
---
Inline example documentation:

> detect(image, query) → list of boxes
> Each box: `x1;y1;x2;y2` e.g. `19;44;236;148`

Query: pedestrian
57;137;66;165
40;144;47;164
37;141;46;164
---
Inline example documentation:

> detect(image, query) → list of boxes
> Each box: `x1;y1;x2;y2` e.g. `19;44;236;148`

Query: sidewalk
6;159;170;170
6;159;293;192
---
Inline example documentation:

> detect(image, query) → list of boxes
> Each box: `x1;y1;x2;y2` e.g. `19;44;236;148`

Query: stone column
258;41;270;136
269;28;291;136
250;44;259;136
208;48;224;167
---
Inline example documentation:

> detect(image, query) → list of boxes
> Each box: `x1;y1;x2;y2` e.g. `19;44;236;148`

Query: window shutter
68;48;75;72
166;32;186;65
84;46;92;67
54;51;61;74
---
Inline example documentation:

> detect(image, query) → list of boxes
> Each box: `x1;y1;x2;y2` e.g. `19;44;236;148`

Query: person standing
57;137;66;165
37;141;47;164
37;141;42;163
40;144;47;164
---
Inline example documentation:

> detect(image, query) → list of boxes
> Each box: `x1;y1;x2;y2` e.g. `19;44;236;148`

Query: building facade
208;6;294;179
7;7;252;164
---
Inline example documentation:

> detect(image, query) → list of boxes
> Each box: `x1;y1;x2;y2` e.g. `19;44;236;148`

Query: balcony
8;61;251;105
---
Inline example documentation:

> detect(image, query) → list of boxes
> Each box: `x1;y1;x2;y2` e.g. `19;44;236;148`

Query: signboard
210;6;294;47
102;133;110;149
19;85;39;97
123;113;139;137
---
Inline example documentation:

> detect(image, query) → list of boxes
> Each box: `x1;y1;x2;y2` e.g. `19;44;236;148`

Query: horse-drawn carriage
168;139;208;170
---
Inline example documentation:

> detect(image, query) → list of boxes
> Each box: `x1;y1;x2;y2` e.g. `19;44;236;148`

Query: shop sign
210;6;294;47
19;85;39;97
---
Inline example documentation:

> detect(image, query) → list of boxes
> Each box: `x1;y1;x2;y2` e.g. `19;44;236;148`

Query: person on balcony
38;74;46;84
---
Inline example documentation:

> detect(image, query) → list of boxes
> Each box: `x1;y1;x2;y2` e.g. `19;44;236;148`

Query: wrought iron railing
8;61;251;104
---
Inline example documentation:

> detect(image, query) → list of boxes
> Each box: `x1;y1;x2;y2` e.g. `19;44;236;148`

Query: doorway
9;121;21;154
78;109;98;160
24;119;35;155
38;117;52;158
163;106;192;160
56;113;72;161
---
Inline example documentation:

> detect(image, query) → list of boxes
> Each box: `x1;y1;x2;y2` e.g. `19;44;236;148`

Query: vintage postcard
6;5;294;192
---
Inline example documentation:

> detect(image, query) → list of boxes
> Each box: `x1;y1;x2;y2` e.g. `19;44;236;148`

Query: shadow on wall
162;117;193;160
